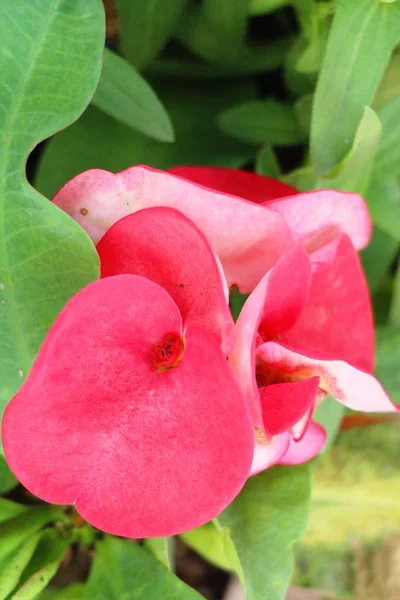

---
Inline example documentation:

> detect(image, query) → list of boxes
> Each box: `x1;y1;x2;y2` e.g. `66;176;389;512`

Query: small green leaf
373;48;400;108
115;0;186;69
202;0;249;62
36;79;256;198
219;465;311;600
313;397;344;453
177;3;292;70
181;522;236;572
0;499;27;524
375;328;400;404
84;537;203;600
311;0;400;174
374;95;400;179
316;107;382;195
92;49;174;142
144;537;172;570
38;585;85;600
219;100;305;146
0;0;103;426
255;146;281;178
361;227;399;292
0;506;60;564
11;562;60;600
0;533;42;600
249;0;288;15
0;455;17;493
365;177;400;241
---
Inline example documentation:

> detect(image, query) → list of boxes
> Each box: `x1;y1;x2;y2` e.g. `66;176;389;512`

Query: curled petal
97;207;234;355
250;434;290;475
53;165;292;292
230;245;311;428
279;422;327;465
260;378;319;437
256;341;397;413
169;166;297;203
279;234;374;372
3;276;254;538
265;189;372;252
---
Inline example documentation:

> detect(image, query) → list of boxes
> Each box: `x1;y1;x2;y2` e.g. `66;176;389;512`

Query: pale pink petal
265;189;372;252
250;434;290;475
257;342;397;413
53;165;292;292
279;422;327;465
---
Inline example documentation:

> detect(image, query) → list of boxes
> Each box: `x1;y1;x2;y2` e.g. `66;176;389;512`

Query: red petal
256;341;396;413
230;246;311;428
279;422;327;465
3;276;254;538
266;189;372;252
97;207;234;355
260;378;319;437
169;166;297;203
279;234;374;372
53;165;292;292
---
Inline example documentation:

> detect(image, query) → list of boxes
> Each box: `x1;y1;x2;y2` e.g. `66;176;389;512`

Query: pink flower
230;238;396;472
2;207;254;538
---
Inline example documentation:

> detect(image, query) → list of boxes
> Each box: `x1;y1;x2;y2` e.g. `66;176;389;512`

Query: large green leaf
115;0;186;69
375;328;400;404
316;107;382;195
38;585;85;600
0;0;103;425
0;499;27;524
35;79;256;198
361;227;399;292
84;537;203;600
219;465;311;600
310;0;400;175
249;0;288;15
180;521;238;572
92;49;174;142
218;100;305;146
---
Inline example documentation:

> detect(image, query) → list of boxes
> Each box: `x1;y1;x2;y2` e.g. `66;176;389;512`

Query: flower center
151;332;184;372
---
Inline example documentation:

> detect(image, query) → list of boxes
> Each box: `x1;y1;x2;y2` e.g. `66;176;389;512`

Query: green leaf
92;49;174;142
390;263;400;327
365;177;400;241
115;0;186;69
84;537;203;600
375;328;400;404
0;455;17;493
373;47;400;109
144;537;172;570
374;95;400;179
313;397;344;453
218;100;305;146
0;506;61;564
0;532;42;600
310;0;400;175
202;0;249;62
180;521;237;572
36;79;256;198
255;146;281;178
316;107;382;195
38;585;85;600
0;0;103;425
0;499;27;524
219;465;311;600
11;562;60;600
149;37;293;78
249;0;288;16
361;227;399;291
177;3;292;70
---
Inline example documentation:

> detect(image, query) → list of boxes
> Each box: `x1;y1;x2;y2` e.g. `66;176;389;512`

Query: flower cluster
2;166;396;538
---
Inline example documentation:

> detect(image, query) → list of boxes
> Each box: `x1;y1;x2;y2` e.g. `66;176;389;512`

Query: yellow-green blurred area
295;422;400;598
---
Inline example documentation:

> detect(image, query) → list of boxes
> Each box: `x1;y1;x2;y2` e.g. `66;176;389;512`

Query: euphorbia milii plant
2;165;396;539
